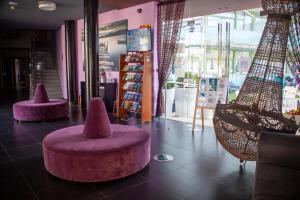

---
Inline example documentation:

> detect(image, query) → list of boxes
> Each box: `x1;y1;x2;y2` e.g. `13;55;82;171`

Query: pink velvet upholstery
83;98;111;139
34;83;49;103
42;98;150;182
13;99;69;121
12;83;69;121
43;125;150;182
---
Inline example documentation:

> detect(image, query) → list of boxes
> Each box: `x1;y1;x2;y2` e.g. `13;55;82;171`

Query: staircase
29;31;63;99
30;51;63;99
33;69;63;99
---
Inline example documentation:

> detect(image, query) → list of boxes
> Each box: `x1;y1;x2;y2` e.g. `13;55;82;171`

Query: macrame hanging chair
287;12;300;83
213;0;300;162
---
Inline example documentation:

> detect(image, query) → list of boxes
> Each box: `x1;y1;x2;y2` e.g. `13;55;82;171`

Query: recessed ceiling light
38;1;56;11
8;1;19;10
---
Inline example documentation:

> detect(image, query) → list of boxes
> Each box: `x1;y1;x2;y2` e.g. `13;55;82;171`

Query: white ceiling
183;0;262;18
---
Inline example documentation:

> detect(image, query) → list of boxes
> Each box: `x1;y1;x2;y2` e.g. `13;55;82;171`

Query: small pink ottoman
13;100;69;121
13;83;69;121
42;98;150;182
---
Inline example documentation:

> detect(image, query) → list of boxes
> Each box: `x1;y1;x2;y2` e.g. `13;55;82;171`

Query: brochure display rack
117;52;152;123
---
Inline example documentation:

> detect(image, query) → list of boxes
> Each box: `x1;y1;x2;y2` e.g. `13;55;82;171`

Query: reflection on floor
0;89;255;200
163;109;215;128
164;115;214;128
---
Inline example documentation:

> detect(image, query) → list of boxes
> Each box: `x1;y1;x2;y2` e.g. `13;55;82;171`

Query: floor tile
35;183;105;200
0;163;38;200
5;144;42;160
107;181;182;200
1;135;38;149
149;168;217;199
95;174;146;196
139;159;180;179
188;169;254;200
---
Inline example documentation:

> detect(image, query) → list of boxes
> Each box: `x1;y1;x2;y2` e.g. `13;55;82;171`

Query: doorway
0;57;30;91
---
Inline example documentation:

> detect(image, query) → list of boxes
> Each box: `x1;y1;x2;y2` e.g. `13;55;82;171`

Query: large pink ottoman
13;83;69;121
42;98;150;182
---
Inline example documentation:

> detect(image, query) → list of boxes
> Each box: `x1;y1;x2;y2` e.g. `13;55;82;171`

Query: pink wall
56;25;67;99
58;1;158;114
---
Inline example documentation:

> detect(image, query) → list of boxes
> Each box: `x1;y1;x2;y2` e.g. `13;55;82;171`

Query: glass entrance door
164;17;205;122
164;16;229;123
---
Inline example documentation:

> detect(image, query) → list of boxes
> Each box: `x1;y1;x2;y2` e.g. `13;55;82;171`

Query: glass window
164;9;300;122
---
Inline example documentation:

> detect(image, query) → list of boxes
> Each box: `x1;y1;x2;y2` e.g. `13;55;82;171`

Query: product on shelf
123;82;142;92
123;64;144;72
121;100;141;112
130;102;141;112
123;73;143;82
123;91;142;102
124;53;144;62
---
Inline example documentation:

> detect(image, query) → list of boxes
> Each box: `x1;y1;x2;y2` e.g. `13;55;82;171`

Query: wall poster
198;77;228;107
81;19;128;72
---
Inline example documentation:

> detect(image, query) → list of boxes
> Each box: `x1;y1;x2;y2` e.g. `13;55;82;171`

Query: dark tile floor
0;89;256;200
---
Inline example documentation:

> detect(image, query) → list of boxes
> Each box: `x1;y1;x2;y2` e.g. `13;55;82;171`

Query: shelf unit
118;51;152;123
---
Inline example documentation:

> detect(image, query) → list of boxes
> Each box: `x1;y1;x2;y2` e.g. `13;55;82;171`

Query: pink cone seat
42;98;150;182
34;83;49;103
13;83;69;121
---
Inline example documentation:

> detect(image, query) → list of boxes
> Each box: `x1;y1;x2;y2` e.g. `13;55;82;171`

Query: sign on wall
127;28;152;52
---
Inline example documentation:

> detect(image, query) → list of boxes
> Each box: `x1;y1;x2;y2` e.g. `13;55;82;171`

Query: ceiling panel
0;0;262;30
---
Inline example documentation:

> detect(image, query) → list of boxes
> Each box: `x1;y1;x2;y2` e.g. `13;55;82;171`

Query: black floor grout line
92;185;109;199
16;122;43;145
104;180;149;199
148;180;185;200
0;142;40;200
